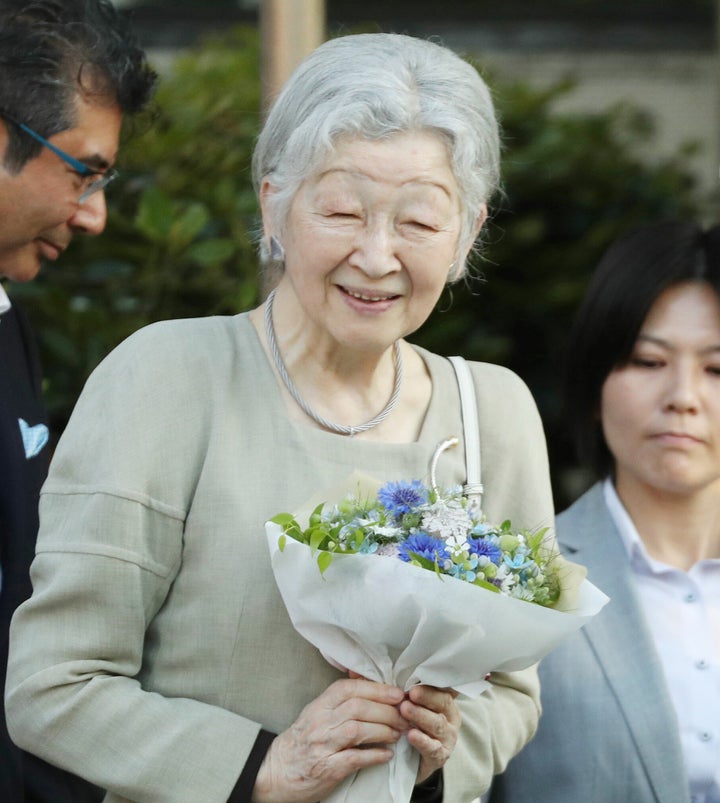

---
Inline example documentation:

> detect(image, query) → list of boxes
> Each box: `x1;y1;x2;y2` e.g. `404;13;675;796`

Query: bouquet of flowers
265;470;608;803
272;477;563;608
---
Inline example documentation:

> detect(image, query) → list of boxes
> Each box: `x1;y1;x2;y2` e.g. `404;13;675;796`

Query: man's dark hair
564;219;720;479
0;0;157;171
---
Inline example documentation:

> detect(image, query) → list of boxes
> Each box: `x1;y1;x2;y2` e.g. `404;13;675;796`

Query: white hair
252;32;500;279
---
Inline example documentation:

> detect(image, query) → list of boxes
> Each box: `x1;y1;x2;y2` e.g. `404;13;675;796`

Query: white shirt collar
602;477;651;567
0;284;11;315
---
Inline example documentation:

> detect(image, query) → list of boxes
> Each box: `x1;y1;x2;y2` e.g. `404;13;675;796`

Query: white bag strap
448;356;484;512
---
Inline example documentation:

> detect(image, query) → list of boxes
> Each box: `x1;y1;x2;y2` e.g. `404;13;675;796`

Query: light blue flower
504;548;533;572
446;552;479;582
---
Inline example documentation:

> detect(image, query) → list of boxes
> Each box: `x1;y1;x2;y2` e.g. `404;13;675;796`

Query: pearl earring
269;235;285;262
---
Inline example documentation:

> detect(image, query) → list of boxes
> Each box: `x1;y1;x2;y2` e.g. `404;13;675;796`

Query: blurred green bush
13;27;706;507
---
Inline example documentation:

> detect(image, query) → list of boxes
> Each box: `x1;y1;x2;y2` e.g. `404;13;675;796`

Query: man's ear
0;120;10;173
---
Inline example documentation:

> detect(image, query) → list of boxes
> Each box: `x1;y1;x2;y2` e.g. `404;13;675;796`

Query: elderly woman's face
268;131;474;353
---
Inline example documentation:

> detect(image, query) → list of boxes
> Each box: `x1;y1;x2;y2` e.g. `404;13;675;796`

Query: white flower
421;502;473;542
371;525;403;538
495;564;516;594
510;586;536;602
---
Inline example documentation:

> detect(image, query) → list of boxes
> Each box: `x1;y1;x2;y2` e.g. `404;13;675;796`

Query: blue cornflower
467;537;503;565
378;480;429;518
398;532;449;564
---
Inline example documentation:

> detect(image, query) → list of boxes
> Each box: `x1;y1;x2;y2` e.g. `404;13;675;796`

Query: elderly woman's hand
251;677;407;803
401;684;462;784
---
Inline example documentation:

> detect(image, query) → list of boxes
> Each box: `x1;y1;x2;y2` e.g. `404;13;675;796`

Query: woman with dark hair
491;219;720;803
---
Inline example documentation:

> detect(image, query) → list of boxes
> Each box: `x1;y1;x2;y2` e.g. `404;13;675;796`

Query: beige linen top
6;313;554;803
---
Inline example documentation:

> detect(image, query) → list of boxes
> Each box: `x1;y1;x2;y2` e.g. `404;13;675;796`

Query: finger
406;699;460;785
333;696;409;737
399;691;461;752
327;716;404;751
324;678;405;708
400;699;452;744
408;726;453;777
407;684;459;715
257;731;396;802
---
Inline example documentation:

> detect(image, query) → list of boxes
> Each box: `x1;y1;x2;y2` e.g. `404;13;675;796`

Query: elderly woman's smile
269;131;466;352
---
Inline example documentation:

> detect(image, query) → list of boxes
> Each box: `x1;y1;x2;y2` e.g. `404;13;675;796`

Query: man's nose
68;191;108;236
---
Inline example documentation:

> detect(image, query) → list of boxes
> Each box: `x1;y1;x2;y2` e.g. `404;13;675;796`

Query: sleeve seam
40;484;186;521
33;544;178;578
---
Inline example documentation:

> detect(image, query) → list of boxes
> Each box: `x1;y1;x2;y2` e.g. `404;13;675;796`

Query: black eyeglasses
0;109;117;203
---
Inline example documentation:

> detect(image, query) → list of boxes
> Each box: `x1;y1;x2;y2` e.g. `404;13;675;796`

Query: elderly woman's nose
348;223;401;276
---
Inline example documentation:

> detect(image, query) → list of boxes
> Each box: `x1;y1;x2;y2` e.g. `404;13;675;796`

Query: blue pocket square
18;418;49;459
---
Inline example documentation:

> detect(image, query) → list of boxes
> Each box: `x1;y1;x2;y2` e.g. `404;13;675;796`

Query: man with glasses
0;1;156;799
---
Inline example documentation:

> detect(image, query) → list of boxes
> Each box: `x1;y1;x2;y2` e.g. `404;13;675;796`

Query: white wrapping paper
265;475;609;803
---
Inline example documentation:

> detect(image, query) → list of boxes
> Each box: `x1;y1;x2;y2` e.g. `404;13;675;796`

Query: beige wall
476;49;719;212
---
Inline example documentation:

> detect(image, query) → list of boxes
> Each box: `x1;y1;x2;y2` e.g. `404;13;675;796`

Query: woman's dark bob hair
565;219;720;479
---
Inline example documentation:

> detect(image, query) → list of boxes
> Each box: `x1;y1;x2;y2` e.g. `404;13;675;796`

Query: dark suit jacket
0;299;102;802
488;483;690;803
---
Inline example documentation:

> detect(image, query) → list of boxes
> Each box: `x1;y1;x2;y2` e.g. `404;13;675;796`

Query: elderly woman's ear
475;205;488;236
467;204;488;254
450;204;488;282
260;177;278;241
260;178;286;263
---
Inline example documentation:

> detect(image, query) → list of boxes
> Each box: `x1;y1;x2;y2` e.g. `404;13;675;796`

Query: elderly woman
5;33;554;802
491;220;720;803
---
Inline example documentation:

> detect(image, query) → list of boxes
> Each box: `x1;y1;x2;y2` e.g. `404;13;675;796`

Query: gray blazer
488;482;690;803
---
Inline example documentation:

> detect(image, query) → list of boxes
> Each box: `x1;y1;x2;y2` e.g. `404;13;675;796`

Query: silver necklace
264;288;403;437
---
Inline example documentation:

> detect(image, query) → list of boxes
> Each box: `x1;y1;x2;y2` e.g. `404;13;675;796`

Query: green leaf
407;552;444;579
184;238;236;266
169;203;210;249
278;534;286;552
526;527;549;551
309;527;328;552
317;551;333;575
473;577;501;593
308;502;326;527
270;513;296;526
135;185;175;241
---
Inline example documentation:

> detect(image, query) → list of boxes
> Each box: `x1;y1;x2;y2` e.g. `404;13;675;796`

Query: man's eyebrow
81;154;111;172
